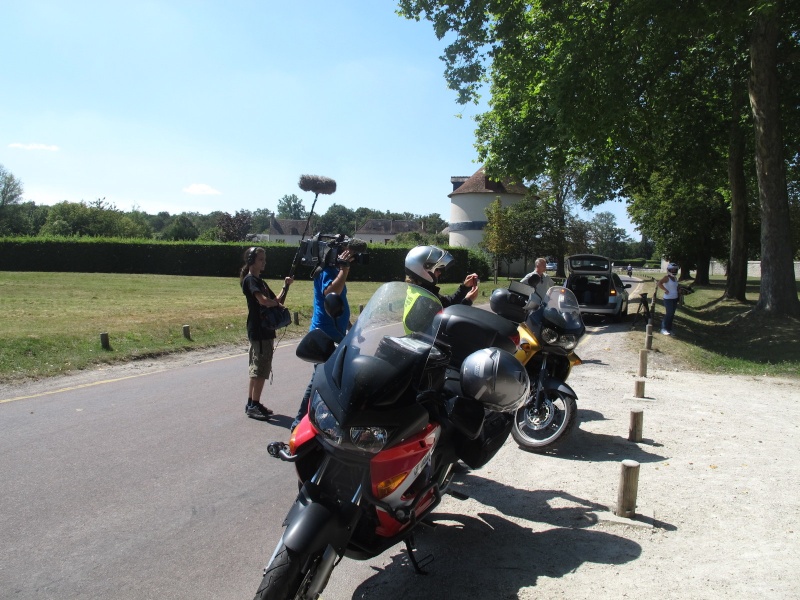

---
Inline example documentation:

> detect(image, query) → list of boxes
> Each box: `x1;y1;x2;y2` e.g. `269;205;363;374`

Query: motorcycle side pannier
437;305;517;367
454;412;514;469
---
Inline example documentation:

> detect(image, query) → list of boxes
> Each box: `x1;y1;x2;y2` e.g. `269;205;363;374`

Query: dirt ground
2;321;798;599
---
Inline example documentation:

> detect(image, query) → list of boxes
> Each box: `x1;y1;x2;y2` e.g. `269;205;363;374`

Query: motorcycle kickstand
404;534;434;575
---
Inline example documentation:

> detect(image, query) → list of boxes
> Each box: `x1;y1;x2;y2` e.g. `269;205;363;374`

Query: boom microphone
298;175;337;196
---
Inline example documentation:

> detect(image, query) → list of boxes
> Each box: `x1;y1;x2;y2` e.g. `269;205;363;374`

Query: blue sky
1;0;637;237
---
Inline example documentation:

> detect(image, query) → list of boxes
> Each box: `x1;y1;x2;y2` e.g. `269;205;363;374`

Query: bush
0;238;487;281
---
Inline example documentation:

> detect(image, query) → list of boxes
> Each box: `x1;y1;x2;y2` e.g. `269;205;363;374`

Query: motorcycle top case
437;304;518;367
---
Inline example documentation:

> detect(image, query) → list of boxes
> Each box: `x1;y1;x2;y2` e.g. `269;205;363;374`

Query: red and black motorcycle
254;281;529;600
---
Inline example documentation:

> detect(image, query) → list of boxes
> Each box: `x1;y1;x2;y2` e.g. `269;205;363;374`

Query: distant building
247;216;315;245
355;219;422;244
448;167;528;275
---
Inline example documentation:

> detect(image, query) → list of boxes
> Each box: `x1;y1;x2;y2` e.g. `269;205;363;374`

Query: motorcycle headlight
541;327;559;344
349;427;389;454
560;335;578;350
309;391;344;445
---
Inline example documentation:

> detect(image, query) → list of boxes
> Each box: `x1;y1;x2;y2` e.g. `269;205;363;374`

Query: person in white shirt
521;257;555;298
657;263;680;335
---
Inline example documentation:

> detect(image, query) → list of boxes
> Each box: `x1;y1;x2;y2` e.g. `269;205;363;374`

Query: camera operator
309;243;354;342
291;237;356;430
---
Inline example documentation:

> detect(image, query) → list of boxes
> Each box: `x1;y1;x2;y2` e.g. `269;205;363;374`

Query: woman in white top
657;263;680;335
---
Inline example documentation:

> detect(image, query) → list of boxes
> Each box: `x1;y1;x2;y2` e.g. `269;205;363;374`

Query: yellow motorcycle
490;280;585;451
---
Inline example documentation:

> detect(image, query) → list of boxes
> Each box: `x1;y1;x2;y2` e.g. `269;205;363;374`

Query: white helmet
667;263;679;274
405;245;453;283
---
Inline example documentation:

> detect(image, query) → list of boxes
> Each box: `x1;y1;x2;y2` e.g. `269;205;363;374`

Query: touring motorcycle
489;280;585;452
254;281;529;600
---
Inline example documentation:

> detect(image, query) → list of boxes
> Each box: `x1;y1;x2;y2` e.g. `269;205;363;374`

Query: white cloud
182;183;221;195
9;142;60;151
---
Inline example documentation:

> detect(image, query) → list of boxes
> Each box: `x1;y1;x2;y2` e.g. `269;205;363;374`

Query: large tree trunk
749;9;800;316
726;80;749;301
694;257;711;286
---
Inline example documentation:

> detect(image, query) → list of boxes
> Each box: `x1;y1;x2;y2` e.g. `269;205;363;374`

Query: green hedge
0;237;492;282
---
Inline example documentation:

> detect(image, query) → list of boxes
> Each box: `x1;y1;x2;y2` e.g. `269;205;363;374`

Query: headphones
246;247;261;265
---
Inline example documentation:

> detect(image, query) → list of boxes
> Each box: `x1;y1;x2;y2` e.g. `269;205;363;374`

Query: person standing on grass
657;263;680;336
240;246;293;420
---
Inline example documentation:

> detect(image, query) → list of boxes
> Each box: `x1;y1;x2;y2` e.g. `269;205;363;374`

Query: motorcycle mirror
324;293;345;319
296;328;337;364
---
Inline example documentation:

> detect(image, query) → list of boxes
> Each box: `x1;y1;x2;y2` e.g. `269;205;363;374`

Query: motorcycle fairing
282;481;363;557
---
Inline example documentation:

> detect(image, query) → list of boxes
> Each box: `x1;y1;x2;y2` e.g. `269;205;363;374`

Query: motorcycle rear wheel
253;543;324;600
511;389;577;452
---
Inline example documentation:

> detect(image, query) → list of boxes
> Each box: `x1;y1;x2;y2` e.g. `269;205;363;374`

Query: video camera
298;233;369;276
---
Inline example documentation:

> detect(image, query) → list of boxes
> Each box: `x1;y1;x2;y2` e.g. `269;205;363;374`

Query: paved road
0;299;638;600
1;343;306;599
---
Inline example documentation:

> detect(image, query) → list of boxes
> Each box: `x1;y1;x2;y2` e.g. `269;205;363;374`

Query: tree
162;215;199;240
589;212;633;260
276;194;307;220
398;0;800;316
316;204;357;236
251;207;274;233
480;197;515;283
216;210;252;242
504;194;547;273
0;164;24;210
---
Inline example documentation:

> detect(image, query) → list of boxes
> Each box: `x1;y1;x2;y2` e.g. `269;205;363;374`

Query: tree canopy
398;0;800;316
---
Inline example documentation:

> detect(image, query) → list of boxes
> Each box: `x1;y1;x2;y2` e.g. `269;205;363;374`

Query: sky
0;0;638;238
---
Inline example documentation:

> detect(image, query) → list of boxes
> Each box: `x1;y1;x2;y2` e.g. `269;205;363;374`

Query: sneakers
660;329;672;336
246;401;274;420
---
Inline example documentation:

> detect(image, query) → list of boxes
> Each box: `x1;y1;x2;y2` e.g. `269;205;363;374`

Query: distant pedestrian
521;257;554;298
240;246;293;420
657;263;680;336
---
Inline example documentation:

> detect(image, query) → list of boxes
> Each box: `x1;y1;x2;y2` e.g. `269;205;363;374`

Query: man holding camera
309;244;355;343
291;239;355;431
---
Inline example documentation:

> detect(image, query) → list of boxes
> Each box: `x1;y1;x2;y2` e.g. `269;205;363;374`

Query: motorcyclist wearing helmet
404;245;480;307
657;263;680;336
403;245;480;335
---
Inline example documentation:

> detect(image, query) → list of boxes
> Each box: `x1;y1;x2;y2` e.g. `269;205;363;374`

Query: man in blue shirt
309;246;353;342
291;243;354;430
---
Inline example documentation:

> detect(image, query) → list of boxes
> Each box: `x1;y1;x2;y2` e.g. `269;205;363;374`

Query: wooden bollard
358;304;364;313
638;349;648;377
645;324;653;350
629;408;643;442
100;332;110;350
616;459;640;518
182;325;191;340
293;312;300;326
634;378;645;398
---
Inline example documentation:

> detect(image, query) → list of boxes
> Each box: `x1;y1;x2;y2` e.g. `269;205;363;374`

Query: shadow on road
352;473;644;599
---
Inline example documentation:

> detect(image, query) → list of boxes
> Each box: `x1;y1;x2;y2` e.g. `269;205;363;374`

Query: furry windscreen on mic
298;175;337;195
347;238;367;254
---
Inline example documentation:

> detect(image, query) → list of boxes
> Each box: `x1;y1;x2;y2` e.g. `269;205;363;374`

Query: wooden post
358;304;364;313
293;312;300;326
634;378;645;398
182;325;191;340
616;459;640;518
638;349;648;377
100;332;110;350
629;409;644;442
645;324;653;350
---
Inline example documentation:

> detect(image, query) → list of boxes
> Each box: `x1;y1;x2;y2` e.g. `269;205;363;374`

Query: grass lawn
628;275;800;377
2;271;797;382
0;272;465;381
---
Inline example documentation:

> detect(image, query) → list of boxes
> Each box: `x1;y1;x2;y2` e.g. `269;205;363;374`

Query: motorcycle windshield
540;286;585;333
318;282;444;419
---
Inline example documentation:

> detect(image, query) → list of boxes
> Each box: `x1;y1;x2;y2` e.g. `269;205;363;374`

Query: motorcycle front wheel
253;543;325;600
511;389;577;452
